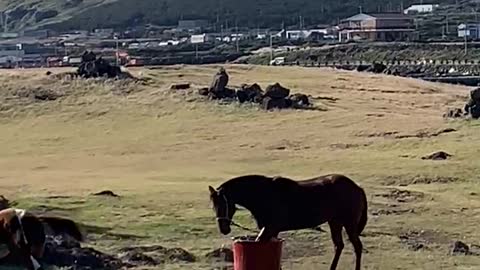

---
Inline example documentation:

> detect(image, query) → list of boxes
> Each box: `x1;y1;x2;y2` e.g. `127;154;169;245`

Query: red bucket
233;236;284;270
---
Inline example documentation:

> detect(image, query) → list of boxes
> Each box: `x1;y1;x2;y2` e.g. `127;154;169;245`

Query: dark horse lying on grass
0;208;83;270
209;174;368;270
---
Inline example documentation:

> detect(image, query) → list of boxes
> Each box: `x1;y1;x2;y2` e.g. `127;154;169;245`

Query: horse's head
0;208;37;270
209;186;236;235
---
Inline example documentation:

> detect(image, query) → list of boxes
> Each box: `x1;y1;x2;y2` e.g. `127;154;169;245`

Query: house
338;13;415;42
190;34;210;44
404;4;439;15
458;23;480;39
0;32;20;39
92;28;114;38
285;29;327;41
0;45;24;67
23;29;56;38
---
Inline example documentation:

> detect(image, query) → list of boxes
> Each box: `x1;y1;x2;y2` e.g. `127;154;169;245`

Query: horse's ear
208;186;216;195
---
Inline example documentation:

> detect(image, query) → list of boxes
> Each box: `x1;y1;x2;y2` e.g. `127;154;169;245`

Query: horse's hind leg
328;221;344;270
345;226;363;270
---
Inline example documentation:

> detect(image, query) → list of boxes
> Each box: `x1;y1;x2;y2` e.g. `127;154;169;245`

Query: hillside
0;0;458;31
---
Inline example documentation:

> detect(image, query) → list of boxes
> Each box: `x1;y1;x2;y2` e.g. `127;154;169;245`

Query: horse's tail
357;188;368;235
38;217;83;241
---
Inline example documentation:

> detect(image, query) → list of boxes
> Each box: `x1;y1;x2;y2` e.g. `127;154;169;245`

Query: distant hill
0;0;474;32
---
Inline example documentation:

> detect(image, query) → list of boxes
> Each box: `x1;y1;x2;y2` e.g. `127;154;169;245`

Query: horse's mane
272;176;301;190
218;175;272;191
218;175;301;197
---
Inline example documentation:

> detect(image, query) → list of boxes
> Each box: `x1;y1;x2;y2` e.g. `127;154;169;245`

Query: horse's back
299;174;367;215
273;174;364;197
302;174;363;190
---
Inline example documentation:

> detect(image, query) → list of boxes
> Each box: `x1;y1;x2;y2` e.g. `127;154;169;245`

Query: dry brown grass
1;65;480;269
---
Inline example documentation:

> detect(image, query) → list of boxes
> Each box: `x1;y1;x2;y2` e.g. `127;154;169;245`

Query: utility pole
114;34;119;66
220;24;224;43
269;33;273;65
235;21;239;53
4;12;8;33
445;14;449;34
462;20;469;56
465;33;468;55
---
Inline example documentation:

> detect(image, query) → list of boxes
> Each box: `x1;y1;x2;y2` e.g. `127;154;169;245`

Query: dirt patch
371;204;417;216
309;96;339;102
356;128;457;139
362;230;394;238
356;131;399;138
265;140;310;151
282;232;325;259
399;229;451;251
382;175;462;186
377;189;425;203
395;128;457;139
329;142;372;150
119;245;196;265
205;248;234;263
119;251;157;266
14;87;63;101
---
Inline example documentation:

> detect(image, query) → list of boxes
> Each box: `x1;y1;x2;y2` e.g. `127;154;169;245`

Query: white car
270;57;285;66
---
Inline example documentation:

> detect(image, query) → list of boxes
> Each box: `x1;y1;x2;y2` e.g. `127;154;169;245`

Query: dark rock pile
464;88;480;119
451;241;470;255
236;83;263;104
421;151;452;161
205;247;234;263
199;68;312;110
41;236;198;269
118;245;196;266
43;236;123;269
444;88;480;119
77;51;122;79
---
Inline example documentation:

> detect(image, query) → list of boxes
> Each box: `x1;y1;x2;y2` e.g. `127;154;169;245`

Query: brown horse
209;174;368;270
0;208;83;270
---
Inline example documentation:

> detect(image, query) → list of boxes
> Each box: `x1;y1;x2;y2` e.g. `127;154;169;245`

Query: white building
404;4;439;15
190;34;210;44
458;23;480;39
286;29;327;40
274;29;328;40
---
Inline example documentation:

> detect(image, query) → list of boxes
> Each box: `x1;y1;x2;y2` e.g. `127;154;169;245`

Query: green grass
1;65;480;269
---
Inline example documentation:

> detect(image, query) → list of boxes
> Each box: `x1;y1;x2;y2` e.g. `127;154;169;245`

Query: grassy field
1;65;480;269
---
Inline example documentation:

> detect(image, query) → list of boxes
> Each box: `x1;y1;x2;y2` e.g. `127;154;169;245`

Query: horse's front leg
255;227;279;242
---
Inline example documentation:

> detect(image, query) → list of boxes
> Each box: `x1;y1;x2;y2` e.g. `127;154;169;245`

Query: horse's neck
234;195;263;213
228;186;270;225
